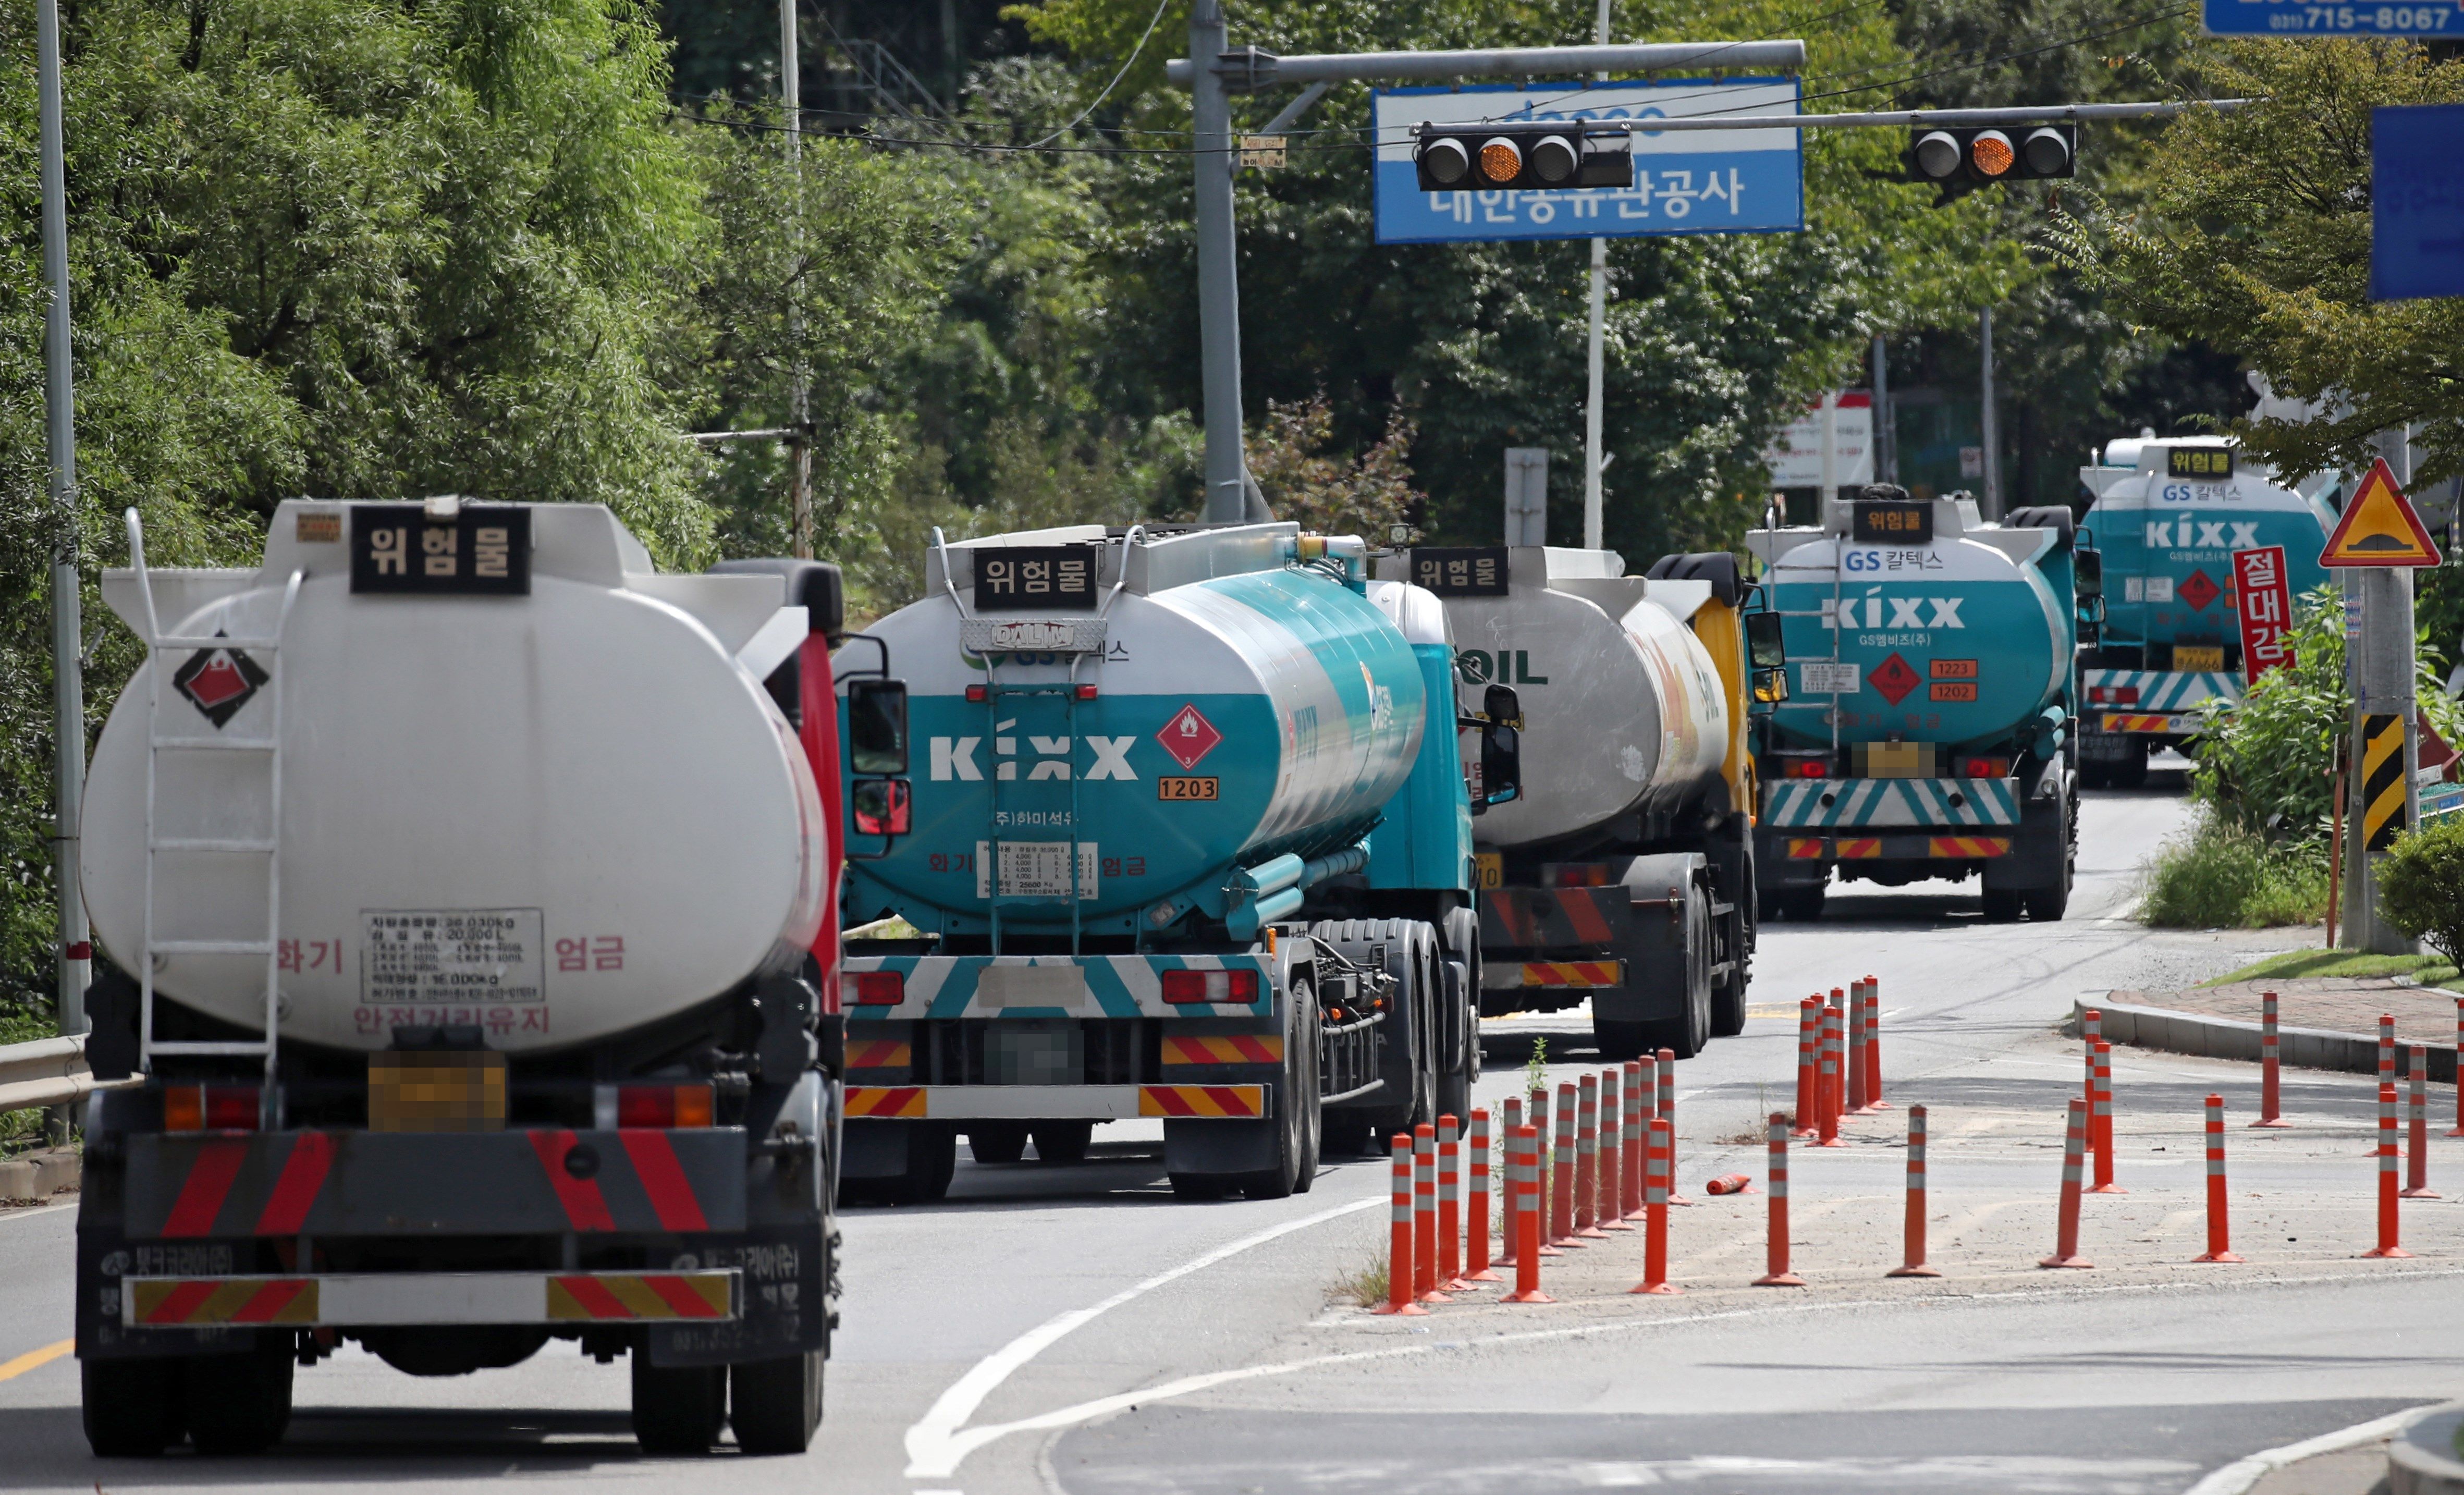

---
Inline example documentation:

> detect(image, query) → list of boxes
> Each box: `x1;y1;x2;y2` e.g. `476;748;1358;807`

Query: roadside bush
2380;818;2464;966
2140;813;2331;928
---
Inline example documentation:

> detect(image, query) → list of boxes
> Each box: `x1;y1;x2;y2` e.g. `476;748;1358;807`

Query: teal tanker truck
1748;488;2086;922
833;522;1509;1199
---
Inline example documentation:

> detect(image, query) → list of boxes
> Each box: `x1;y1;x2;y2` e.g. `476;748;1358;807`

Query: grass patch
2197;949;2460;988
1335;1253;1389;1308
2138;813;2331;929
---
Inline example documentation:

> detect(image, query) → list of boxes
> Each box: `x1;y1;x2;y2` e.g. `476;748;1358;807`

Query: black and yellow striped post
2363;713;2409;852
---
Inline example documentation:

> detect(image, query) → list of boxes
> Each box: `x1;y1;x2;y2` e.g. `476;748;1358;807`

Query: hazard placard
2320;458;2441;568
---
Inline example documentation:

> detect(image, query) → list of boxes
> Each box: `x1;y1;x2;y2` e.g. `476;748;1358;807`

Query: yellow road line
0;1339;71;1382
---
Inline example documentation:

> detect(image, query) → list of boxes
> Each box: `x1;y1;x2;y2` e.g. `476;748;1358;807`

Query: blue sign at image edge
2372;103;2464;302
2203;0;2463;34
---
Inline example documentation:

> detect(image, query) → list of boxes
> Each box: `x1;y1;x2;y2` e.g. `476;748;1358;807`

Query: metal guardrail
0;1034;129;1111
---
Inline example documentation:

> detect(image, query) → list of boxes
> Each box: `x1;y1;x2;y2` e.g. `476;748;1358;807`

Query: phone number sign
1370;80;1804;244
2203;0;2455;34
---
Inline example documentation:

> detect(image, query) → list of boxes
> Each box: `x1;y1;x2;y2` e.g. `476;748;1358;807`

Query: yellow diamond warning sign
2320;458;2441;568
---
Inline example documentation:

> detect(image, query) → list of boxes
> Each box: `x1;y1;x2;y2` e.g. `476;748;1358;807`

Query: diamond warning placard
2321;458;2440;568
1869;652;1920;706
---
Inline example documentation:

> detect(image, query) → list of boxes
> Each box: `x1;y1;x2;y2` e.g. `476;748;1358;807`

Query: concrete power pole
1870;334;1894;486
2344;428;2422;954
782;0;814;558
1580;0;1611;550
40;0;88;1036
1978;305;2000;519
1190;0;1254;524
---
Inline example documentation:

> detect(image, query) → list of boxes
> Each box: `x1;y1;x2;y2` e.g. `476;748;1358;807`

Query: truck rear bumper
1760;776;2020;829
122;1270;738;1328
845;1083;1266;1120
1776;834;2011;860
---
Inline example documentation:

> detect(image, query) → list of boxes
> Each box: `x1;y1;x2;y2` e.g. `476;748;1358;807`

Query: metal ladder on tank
124;509;302;1110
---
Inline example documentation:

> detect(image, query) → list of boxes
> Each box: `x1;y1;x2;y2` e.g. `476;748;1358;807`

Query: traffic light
1412;123;1634;191
1908;124;2076;185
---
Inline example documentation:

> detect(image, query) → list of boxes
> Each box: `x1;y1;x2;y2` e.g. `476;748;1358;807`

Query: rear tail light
965;684;988;702
616;1083;716;1129
2088;685;2140;706
1777;757;1829;779
1075;684;1099;699
163;1084;260;1132
1962;757;2011;778
1544;864;1612;888
853;971;904;1005
1161;969;1261;1004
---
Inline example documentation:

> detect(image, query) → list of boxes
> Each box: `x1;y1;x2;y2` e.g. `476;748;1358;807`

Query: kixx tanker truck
2075;435;2336;788
1380;545;1779;1060
1748;489;2086;922
73;499;885;1457
835;522;1513;1197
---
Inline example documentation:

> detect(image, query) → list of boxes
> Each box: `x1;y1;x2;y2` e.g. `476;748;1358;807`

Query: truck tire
1980;887;2024;923
1032;1122;1092;1165
969;1124;1028;1164
1595;1019;1649;1062
1237;978;1320;1200
183;1335;293;1455
1437;906;1482;1124
2110;740;2149;789
731;1351;825;1455
633;1356;727;1453
1638;888;1713;1060
1777;885;1825;922
82;1355;183;1457
1314;920;1438;1139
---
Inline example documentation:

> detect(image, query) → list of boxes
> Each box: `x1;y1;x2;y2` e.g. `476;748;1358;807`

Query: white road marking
2179;1404;2433;1495
901;1195;1380;1479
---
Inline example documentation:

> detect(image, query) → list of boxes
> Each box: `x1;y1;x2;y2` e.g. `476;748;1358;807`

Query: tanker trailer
1748;489;2084;922
2076;435;2336;787
1377;545;1774;1060
71;498;889;1458
836;522;1512;1198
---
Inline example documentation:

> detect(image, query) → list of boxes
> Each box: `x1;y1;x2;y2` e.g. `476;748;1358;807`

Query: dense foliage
2381;817;2464;967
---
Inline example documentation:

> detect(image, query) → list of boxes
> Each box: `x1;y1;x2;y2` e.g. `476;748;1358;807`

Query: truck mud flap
647;1223;832;1366
120;1129;749;1239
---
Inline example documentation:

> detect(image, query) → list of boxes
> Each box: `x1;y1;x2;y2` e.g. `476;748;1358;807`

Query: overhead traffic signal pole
1167;36;1810;525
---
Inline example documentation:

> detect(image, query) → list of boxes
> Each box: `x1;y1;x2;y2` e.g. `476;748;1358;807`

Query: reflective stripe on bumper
124;1270;738;1327
845;1084;1269;1121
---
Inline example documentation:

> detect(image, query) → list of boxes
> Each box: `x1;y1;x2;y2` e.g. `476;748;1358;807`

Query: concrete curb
2070;997;2459;1083
0;1147;80;1204
2391;1403;2464;1495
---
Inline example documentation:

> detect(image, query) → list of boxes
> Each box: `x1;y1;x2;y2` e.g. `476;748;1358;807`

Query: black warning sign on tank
1412;547;1510;597
1852;501;1933;546
2167;446;2235;481
350;506;531;596
976;546;1099;610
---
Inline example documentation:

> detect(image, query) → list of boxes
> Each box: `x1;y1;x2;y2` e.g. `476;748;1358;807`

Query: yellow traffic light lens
1478;140;1523;183
1970;131;2014;177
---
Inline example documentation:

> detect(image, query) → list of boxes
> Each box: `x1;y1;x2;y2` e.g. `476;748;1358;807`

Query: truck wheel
1594;1019;1649;1062
1236;979;1319;1200
969;1124;1028;1164
633;1356;727;1453
1031;1122;1092;1164
1662;891;1714;1060
1434;955;1474;1124
1438;906;1484;1124
1980;887;2024;923
2109;741;2149;789
183;1335;294;1455
1310;920;1436;1138
82;1356;183;1457
1778;885;1824;921
730;1351;825;1455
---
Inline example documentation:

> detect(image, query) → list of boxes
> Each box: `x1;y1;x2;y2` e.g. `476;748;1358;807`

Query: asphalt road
4;766;2458;1494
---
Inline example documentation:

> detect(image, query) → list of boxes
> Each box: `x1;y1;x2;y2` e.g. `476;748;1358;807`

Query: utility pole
1581;0;1611;551
2344;429;2422;954
1978;304;2000;519
782;0;814;558
1870;334;1894;486
1187;0;1253;524
40;0;88;1037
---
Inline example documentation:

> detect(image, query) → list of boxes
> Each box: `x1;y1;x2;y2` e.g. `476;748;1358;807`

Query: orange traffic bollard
2254;991;2289;1128
1551;1083;1582;1248
1888;1104;1941;1278
1495;1097;1521;1267
2041;1098;2094;1269
1862;975;1890;1110
1848;981;1870;1113
1754;1113;1803;1287
1703;1173;1752;1195
1633;1116;1680;1295
1575;1075;1605;1237
1599;1069;1633;1231
2368;1082;2412;1258
1623;1060;1646;1218
1818;1006;1844;1147
1530;1084;1552;1251
2195;1094;2242;1263
1502;1126;1552;1303
2088;1039;2126;1194
1465;1108;1500;1282
2380;1013;2397;1086
1828;989;1848;1123
1438;1114;1466;1288
1794;998;1820;1137
1414;1125;1449;1302
2406;1049;2439;1200
1376;1135;1426;1315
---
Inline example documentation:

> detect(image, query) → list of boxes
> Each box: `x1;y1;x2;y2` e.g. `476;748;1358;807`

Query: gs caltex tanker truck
1379;545;1779;1060
1748;488;2086;922
2075;435;2336;788
72;499;884;1457
836;522;1513;1197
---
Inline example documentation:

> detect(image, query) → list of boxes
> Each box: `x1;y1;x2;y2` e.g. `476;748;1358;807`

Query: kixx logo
2145;520;2260;549
1819;590;1965;629
929;721;1137;782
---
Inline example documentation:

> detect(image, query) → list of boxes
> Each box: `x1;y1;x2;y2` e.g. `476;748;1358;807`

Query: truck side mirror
851;777;912;838
1751;668;1789;708
2074;547;2103;601
846;678;908;776
1745;609;1787;671
1479;684;1522;810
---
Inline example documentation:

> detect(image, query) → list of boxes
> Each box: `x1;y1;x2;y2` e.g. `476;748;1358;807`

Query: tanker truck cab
70;499;875;1458
1749;491;2080;923
2076;435;2338;788
1380;545;1764;1063
835;523;1487;1199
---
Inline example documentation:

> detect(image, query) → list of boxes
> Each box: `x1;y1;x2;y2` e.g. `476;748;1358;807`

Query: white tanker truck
1380;546;1781;1059
70;498;897;1458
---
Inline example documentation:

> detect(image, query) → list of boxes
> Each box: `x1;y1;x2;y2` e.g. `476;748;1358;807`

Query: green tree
2053;39;2464;487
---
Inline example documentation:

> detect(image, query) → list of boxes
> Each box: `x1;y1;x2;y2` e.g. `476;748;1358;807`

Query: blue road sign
2373;104;2464;301
1370;81;1804;245
2203;0;2459;35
